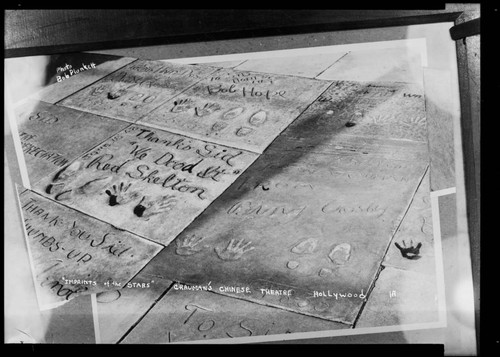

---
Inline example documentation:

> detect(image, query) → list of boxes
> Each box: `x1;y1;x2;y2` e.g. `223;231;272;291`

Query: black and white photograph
4;7;481;353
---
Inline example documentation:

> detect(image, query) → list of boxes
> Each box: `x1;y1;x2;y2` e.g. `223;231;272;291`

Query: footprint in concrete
171;98;193;113
175;235;207;256
287;260;299;270
295;299;309;308
279;295;291;303
195;103;221;117
45;161;84;200
394;240;422;260
328;243;352;265
74;176;113;196
314;301;330;312
235;127;254;137
105;181;140;206
215;239;255;261
248;111;267;126
211;121;229;132
291;238;318;254
222;107;245;120
318;268;333;277
133;195;178;220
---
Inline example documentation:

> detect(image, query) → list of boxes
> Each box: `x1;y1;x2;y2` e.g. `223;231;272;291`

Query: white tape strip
5;85;31;190
91;293;102;344
174;321;446;344
163;38;427;66
430;187;457;197
430;194;448;326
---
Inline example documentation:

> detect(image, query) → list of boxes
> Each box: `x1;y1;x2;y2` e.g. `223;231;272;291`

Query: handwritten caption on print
56;63;96;82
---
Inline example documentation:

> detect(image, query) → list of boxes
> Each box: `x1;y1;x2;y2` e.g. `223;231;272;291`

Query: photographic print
4;9;479;350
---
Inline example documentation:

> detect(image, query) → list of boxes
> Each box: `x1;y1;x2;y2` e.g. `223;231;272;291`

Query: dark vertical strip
454;12;480;353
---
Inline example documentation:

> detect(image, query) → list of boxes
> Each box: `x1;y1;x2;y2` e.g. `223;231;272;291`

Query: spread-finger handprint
215;239;255;261
175;235;207;256
133;195;178;219
105;182;140;206
171;99;193;113
90;84;107;96
195;103;221;117
394;240;422;259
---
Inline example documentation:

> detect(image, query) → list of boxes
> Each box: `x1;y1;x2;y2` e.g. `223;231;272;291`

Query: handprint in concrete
215;239;255;261
175;235;207;256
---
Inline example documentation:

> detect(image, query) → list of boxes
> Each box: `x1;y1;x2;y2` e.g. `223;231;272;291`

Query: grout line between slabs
115;281;176;344
206;288;353;327
351;164;430;328
314;51;351;79
24;189;164;248
54;60;220;129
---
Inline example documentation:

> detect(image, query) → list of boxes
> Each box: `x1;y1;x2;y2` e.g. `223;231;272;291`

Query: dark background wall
5;9;461;58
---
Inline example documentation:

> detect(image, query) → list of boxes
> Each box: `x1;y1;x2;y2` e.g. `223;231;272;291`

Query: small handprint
195;103;221;117
90;85;107;96
404;115;426;126
105;182;140;206
133;195;178;219
394;240;422;260
214;239;255;261
175;235;207;256
171;98;193;113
